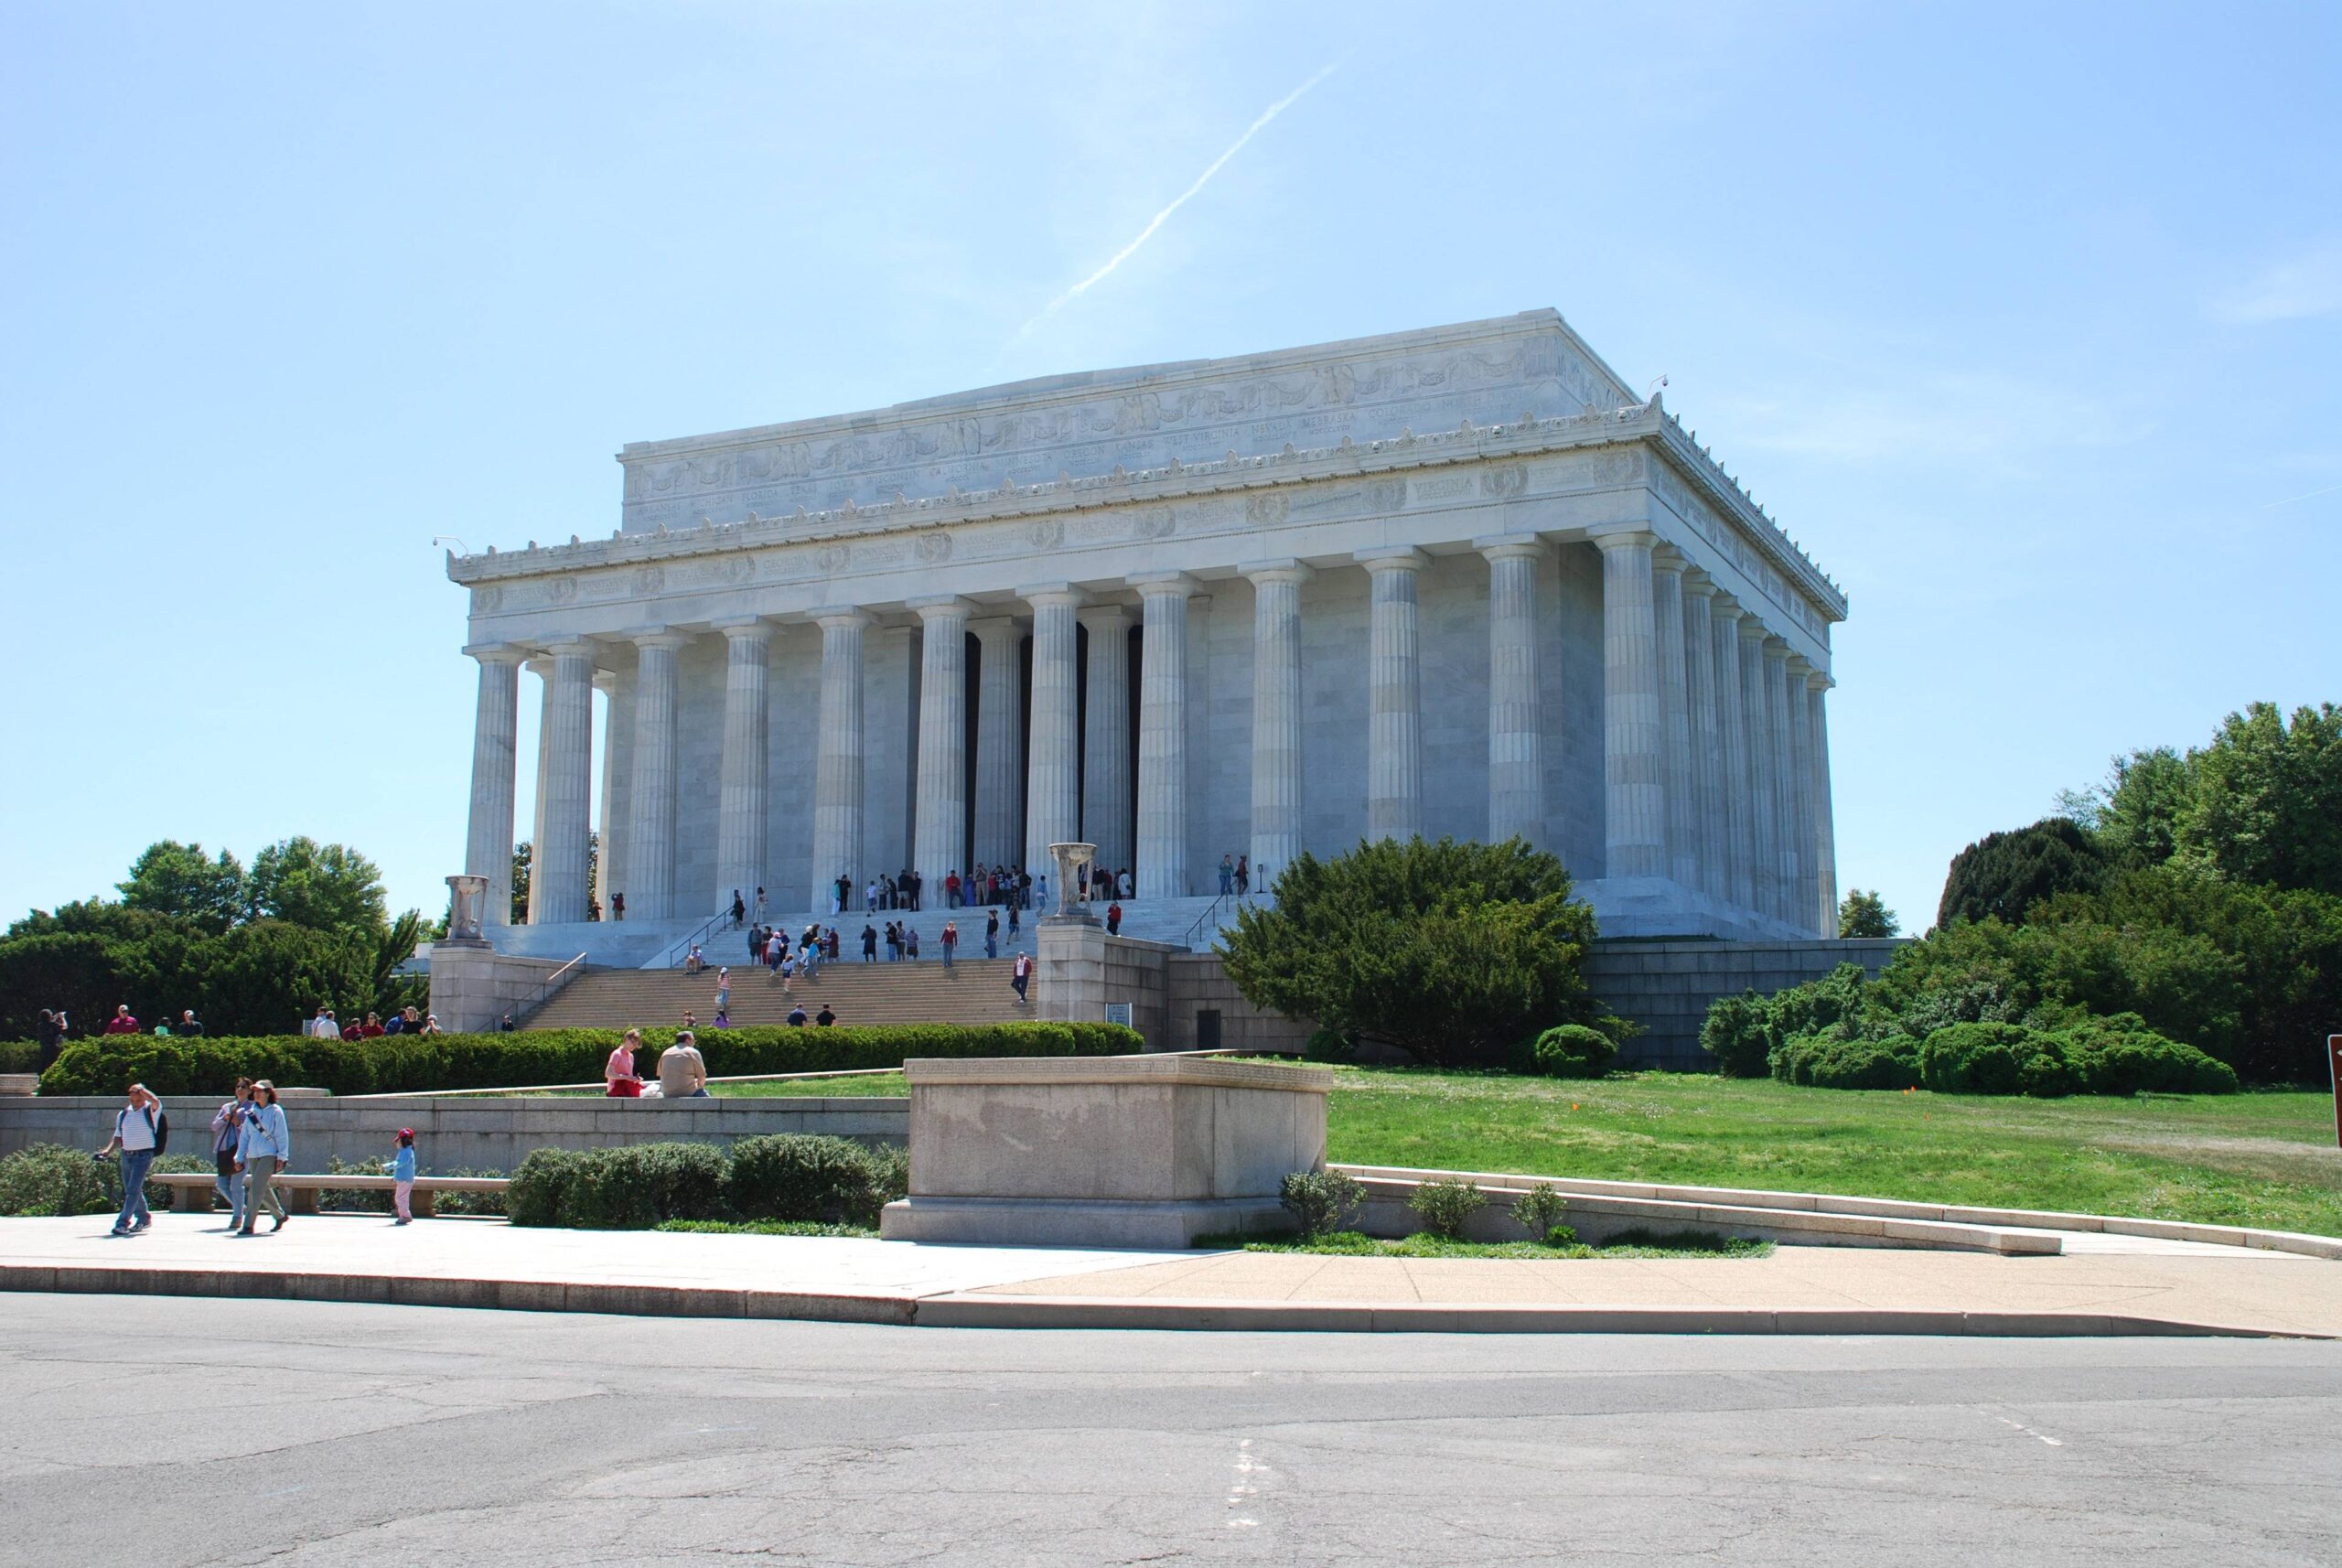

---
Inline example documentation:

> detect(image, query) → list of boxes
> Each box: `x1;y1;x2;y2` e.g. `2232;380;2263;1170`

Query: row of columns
462;535;1836;934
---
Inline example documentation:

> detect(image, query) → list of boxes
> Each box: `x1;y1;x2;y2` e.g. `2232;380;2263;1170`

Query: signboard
2330;1035;2341;1152
1106;1004;1133;1029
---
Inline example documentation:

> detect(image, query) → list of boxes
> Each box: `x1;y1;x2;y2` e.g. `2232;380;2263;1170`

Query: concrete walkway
3;1211;2337;1337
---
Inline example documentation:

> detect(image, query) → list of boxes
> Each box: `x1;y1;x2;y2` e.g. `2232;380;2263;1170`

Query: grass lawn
1325;1066;2342;1237
711;1073;907;1098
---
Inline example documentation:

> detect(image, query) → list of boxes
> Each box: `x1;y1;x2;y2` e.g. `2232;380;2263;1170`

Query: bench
150;1171;509;1219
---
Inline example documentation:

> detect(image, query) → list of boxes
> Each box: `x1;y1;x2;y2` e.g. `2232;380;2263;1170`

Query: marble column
1477;538;1545;847
812;610;871;915
911;596;972;896
1133;573;1196;899
536;639;597;926
970;615;1025;881
1786;653;1821;937
1078;605;1133;874
625;629;687;921
1358;548;1425;842
1242;560;1311;885
1736;617;1778;922
1594;529;1666;880
1809;672;1839;935
524;657;553;924
714;618;773;916
1680;573;1726;902
1651;547;1698;891
1761;636;1798;928
1022;585;1083;868
1708;596;1755;914
593;670;618;912
462;644;523;929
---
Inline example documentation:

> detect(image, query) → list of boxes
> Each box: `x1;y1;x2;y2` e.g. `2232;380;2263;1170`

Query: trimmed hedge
1770;1033;1920;1090
31;1021;1143;1098
1520;1024;1617;1079
1765;1014;2236;1097
508;1135;905;1230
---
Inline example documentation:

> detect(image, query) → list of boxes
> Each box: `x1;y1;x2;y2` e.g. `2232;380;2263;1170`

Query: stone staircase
523;953;1038;1031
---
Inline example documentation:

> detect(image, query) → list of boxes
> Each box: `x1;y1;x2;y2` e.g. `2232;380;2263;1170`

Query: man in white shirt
307;1005;338;1038
96;1083;163;1236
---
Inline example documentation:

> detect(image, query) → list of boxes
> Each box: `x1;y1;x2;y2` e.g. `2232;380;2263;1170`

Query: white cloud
2209;236;2342;325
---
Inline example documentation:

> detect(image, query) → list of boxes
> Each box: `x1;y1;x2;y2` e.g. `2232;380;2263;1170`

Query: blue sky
3;1;2336;935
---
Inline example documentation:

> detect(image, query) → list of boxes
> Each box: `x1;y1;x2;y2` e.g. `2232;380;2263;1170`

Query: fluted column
1681;573;1725;902
911;596;972;895
714;618;773;915
1809;672;1839;935
1761;636;1798;927
812;611;870;915
1358;548;1425;842
970;616;1024;879
1022;585;1083;867
1243;560;1310;885
524;657;553;923
536;639;597;926
1785;653;1821;936
1651;547;1697;890
1079;605;1133;873
624;629;686;921
462;644;524;929
593;670;618;910
1593;529;1665;880
1133;573;1196;899
1477;538;1545;847
1736;617;1778;922
1709;596;1755;914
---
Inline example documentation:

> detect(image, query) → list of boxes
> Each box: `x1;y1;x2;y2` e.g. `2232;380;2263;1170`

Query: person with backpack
96;1083;166;1236
234;1080;291;1236
209;1079;254;1228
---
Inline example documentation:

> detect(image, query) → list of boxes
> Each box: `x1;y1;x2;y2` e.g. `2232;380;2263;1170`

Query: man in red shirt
359;1013;386;1039
945;871;962;908
104;1004;140;1035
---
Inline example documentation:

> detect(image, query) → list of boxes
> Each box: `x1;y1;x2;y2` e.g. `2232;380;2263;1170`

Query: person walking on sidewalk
391;1129;417;1225
209;1079;253;1229
97;1083;165;1236
235;1081;291;1235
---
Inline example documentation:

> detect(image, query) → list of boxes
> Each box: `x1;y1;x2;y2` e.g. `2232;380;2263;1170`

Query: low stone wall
0;1094;907;1175
1162;954;1314;1055
1586;938;1906;1070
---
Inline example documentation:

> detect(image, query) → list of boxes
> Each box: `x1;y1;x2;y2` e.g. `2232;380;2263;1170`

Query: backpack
135;1103;170;1155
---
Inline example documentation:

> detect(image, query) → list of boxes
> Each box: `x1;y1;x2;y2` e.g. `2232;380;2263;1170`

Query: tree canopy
1937;817;2108;929
116;841;246;933
1836;889;1899;940
1219;836;1606;1068
245;836;388;937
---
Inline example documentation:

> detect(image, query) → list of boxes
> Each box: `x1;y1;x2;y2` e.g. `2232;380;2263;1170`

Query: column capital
1473;534;1547;564
1736;615;1772;645
463;640;527;665
1586;523;1660;553
1760;635;1793;663
624;626;692;652
1240;557;1315;586
1129;570;1198;598
1650;542;1690;575
908;596;975;624
1018;581;1085;609
1785;653;1815;678
967;613;1024;641
522;654;553;677
811;607;873;633
1355;545;1426;574
1681;568;1719;600
711;617;773;644
1807;669;1837;693
1076;603;1132;631
542;637;598;660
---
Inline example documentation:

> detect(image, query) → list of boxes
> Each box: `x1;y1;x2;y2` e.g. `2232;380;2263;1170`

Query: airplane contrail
1006;59;1345;347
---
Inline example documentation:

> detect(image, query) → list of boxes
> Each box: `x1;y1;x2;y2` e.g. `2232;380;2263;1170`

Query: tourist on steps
1012;950;1032;1004
1106;900;1123;937
862;923;878;961
940;920;958;969
984;910;999;959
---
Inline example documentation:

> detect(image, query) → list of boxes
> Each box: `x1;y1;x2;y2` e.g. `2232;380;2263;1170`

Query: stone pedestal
1036;914;1106;1024
878;1054;1332;1249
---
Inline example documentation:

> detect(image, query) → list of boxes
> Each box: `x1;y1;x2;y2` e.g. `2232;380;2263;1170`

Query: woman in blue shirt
233;1081;291;1236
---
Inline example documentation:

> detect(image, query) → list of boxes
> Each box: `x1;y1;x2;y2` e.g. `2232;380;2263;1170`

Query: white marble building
448;310;1843;956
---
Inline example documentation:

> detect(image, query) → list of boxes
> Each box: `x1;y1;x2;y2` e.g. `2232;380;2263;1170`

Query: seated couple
603;1029;710;1098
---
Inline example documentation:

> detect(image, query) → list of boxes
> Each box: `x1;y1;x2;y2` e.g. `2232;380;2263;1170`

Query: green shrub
1303;1026;1355;1063
560;1148;662;1229
1919;1022;2040;1095
1769;1033;1921;1090
507;1147;586;1228
1509;1182;1568;1238
1523;1023;1616;1079
1698;992;1773;1078
0;1040;36;1074
1279;1169;1364;1239
2051;1013;2240;1095
725;1134;888;1224
35;1020;1142;1099
1406;1176;1486;1239
0;1143;115;1216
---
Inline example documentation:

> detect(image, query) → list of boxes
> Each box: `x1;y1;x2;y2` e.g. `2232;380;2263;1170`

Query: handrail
1181;892;1229;951
650;908;732;971
510;951;588;1027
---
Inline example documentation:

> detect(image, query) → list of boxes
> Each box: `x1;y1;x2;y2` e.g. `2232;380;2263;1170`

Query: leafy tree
117;841;246;933
1837;888;1899;939
2094;746;2192;869
511;841;532;925
1219;836;1605;1068
196;919;376;1036
2178;703;2342;897
1937;817;2108;929
244;837;387;937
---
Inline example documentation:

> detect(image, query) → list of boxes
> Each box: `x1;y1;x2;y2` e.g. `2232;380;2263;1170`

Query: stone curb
0;1264;2310;1338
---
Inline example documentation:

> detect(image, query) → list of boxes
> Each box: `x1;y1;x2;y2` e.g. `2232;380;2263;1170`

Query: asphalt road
3;1295;2337;1566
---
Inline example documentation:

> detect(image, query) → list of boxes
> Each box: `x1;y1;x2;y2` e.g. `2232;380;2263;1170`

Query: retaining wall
1586;938;1907;1069
0;1094;908;1175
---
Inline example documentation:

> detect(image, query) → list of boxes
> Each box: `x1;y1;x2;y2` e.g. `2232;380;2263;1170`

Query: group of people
304;1004;442;1040
601;1027;713;1098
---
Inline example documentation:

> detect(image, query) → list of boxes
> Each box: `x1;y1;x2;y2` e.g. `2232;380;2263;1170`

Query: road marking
1989;1412;2065;1447
1226;1436;1264;1528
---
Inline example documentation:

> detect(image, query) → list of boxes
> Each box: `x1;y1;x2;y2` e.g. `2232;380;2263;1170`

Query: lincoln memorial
446;309;1843;961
